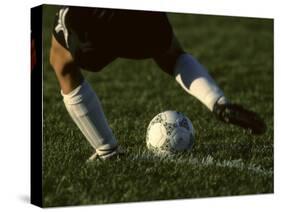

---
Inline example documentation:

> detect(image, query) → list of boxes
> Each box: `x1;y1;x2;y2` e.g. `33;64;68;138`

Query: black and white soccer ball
146;111;195;154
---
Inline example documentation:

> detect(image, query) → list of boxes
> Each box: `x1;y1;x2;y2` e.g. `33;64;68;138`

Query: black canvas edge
31;5;43;208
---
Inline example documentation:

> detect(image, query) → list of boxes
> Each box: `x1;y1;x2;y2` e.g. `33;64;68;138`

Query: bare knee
49;36;84;94
49;36;76;76
154;35;185;75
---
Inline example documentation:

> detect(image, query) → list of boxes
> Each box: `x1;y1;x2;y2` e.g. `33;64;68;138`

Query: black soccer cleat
213;102;266;135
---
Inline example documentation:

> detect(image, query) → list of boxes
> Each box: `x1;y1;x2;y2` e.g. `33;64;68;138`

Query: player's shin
61;80;118;159
174;53;227;111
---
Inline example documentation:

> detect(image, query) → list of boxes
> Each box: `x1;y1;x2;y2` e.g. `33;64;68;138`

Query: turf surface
42;5;273;207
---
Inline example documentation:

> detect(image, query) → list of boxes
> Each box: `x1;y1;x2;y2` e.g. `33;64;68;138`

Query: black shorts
53;6;173;72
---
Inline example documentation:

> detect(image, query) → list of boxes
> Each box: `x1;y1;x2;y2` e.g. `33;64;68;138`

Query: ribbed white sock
61;80;118;158
174;53;227;111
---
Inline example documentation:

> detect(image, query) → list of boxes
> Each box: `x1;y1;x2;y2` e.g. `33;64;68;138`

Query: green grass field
42;5;273;207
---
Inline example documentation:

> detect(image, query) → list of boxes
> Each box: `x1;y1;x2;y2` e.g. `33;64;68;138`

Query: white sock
61;80;118;158
174;53;227;111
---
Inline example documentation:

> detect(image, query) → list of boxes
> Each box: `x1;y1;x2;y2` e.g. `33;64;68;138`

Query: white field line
130;152;273;177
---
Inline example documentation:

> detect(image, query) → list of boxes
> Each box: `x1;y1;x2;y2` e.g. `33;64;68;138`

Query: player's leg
154;35;266;134
49;35;119;160
154;36;226;110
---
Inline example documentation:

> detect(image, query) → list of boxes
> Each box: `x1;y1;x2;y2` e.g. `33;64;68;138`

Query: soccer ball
146;111;195;154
